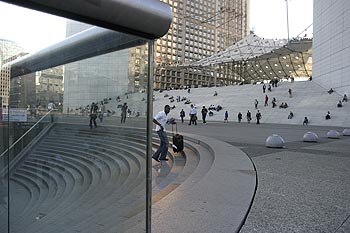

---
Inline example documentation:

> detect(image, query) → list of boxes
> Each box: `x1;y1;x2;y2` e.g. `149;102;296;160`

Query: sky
250;0;313;39
0;0;313;53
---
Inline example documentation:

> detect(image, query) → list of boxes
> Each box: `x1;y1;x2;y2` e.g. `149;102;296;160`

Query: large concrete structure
63;0;250;109
313;0;350;95
154;0;250;89
192;33;312;83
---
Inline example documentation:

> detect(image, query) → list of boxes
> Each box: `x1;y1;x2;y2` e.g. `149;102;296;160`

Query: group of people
262;83;273;93
178;105;263;125
337;94;348;107
89;102;128;128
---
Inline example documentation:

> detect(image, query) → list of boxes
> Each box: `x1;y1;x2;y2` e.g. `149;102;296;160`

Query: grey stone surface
175;122;350;233
152;134;256;233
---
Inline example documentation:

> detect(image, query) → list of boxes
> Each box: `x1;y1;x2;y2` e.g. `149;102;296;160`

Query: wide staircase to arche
2;123;204;233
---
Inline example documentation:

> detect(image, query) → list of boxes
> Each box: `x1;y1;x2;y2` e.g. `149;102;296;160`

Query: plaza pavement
56;114;350;232
174;120;350;233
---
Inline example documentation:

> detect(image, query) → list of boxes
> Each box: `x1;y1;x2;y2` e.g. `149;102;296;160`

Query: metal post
146;40;154;233
285;0;290;42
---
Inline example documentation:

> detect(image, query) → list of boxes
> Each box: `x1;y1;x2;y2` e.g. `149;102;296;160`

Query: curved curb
152;133;257;233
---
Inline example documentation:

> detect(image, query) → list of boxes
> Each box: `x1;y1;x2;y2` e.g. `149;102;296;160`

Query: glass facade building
0;40;24;109
63;21;149;115
154;0;250;89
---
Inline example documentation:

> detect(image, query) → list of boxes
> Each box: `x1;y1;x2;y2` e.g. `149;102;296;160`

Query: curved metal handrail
0;109;54;159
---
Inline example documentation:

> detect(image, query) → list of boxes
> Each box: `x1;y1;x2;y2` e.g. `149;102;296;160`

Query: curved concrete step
24;142;147;231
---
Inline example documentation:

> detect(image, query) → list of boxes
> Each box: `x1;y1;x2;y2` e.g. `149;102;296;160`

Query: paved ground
174;120;350;233
44;115;350;232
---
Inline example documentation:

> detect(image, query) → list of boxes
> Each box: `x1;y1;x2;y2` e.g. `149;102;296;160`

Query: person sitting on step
337;100;343;108
325;111;331;120
287;111;294;119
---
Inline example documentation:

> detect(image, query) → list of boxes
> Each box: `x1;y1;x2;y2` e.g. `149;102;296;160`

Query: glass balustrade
0;4;153;232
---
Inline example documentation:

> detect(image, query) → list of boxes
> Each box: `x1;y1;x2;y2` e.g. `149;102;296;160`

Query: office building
36;66;64;109
313;0;350;95
154;0;250;89
0;39;24;108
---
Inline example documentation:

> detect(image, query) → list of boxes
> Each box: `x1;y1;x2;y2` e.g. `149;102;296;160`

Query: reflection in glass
1;10;150;233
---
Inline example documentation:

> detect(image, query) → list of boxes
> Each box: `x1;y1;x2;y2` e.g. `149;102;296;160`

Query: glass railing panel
1;3;150;232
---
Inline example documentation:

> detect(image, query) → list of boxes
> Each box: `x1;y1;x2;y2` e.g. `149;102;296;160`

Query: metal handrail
0;109;54;159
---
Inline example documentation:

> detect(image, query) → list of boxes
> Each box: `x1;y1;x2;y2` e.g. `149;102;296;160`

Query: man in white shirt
152;105;171;162
189;104;197;125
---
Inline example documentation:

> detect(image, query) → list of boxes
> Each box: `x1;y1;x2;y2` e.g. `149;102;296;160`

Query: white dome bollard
342;129;350;136
327;130;340;139
265;134;285;148
303;132;318;142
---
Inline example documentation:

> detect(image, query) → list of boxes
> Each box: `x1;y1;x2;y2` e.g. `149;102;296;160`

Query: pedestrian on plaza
268;84;272;92
98;103;105;123
264;95;269;106
262;83;266;93
288;88;292;98
189;104;197;125
288;111;294;119
337;100;343;108
325;111;331;120
342;94;348;102
256;110;262;124
254;99;259;109
201;106;208;124
224;110;229;123
238;112;242;123
121;102;128;124
180;109;185;123
89;102;98;128
303;116;309;125
272;97;277;108
152;105;172;162
247;110;252;123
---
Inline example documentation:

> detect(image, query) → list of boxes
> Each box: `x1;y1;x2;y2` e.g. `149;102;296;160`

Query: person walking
288;88;292;98
254;99;259;109
262;84;266;93
98;103;105;123
264;95;269;106
121;102;128;124
89;102;98;128
247;110;251;123
237;112;242;123
152;105;172;162
180;109;185;123
224;111;228;123
201;106;208;124
268;84;272;92
189;104;197;125
256;110;262;124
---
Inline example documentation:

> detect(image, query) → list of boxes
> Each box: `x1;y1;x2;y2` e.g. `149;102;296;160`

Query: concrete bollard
265;134;285;148
327;130;340;139
342;129;350;136
303;131;318;142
